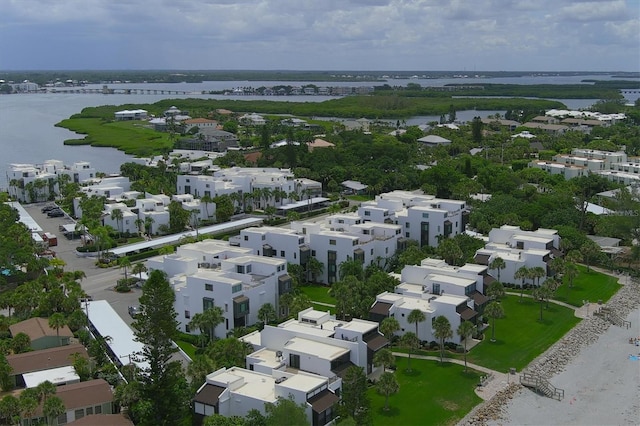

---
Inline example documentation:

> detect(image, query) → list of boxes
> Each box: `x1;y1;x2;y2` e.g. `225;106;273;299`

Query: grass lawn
368;357;482;426
299;284;336;305
467;295;580;372
175;339;198;360
554;265;621;307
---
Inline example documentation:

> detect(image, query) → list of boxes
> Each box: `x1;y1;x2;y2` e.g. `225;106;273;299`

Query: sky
1;0;639;71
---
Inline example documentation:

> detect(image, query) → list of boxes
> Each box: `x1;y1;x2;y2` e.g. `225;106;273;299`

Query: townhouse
194;366;338;426
473;225;561;286
146;240;293;338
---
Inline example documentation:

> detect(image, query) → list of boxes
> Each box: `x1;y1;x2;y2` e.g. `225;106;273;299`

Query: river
0;74;635;189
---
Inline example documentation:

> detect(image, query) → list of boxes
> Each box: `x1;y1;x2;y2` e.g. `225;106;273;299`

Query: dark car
47;209;64;217
41;204;58;213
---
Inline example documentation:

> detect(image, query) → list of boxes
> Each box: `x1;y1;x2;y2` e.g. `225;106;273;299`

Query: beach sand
489;306;640;426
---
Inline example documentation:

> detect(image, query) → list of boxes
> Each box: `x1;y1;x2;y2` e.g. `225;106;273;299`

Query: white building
243;308;388;377
114;109;148;121
146;241;293;338
473;225;561;286
193;366;339;426
358;190;469;248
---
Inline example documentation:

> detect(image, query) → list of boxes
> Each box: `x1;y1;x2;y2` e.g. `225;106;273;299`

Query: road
23;202;191;368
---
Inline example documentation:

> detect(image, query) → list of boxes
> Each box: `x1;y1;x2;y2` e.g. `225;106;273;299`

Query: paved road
23;202;191;367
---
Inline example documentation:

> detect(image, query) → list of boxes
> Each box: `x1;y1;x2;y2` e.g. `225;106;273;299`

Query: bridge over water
47;85;197;95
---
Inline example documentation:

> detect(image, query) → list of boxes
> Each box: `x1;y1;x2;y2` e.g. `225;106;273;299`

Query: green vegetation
368;357;482;425
299;284;336;305
176;339;198;360
554;265;621;307
467;296;580;371
57;117;173;156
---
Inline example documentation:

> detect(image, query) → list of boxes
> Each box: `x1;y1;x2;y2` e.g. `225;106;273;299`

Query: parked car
128;305;142;318
47;209;64;217
41;204;58;213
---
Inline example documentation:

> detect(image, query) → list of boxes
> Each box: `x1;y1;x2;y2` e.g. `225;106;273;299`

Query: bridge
46;85;197;95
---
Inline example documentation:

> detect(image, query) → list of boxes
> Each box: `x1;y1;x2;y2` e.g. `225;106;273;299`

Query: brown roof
369;302;392;317
7;343;88;375
483;274;496;286
184;118;217;124
459;307;478;321
364;333;389;352
474;253;490;265
34;379;113;416
194;384;226;405
472;291;490;306
68;414;133;426
308;389;339;413
9;317;72;340
243;151;262;164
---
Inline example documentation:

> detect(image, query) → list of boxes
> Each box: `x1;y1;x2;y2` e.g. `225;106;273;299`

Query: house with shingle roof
9;317;73;350
6;343;88;388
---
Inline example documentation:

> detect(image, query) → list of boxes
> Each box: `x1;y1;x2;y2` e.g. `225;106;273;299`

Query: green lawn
554;265;621;307
368;357;482;426
175;340;197;360
299;284;336;305
467;295;580;372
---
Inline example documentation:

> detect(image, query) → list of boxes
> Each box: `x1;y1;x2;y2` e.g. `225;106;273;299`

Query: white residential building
101;202;139;235
193;367;339;426
358;190;469;248
243;308;388;377
473;225;561;286
146;241;292;338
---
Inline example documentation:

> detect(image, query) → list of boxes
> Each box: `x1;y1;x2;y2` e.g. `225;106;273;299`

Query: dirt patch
437;399;460;411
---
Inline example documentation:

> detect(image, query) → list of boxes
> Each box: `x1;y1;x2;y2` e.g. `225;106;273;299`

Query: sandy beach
489;305;640;426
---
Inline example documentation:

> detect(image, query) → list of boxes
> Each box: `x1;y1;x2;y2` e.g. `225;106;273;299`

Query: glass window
205;283;213;291
329;239;336;245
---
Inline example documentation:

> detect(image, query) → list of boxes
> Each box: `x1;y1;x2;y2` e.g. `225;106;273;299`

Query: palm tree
190;210;200;239
514;266;529;303
111;208;124;238
134;218;144;235
305;258;324;284
485;301;504;342
257;303;277;325
35;380;57;404
407;309;426;340
144;216;155;236
433;316;452;363
564;262;579;289
48;313;66;344
373;348;395;372
201;194;213;219
43;396;65;426
489;256;506;282
19;389;39;426
486;281;505;300
530;266;546;287
376;371;399;412
119;256;132;281
380;317;400;341
400;332;419;372
550;257;565;279
261;187;273;208
532;283;552;321
132;262;148;281
186;355;216;392
457;321;476;372
189;306;225;343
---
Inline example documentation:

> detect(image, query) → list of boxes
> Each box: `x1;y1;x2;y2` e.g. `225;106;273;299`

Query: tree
340;366;371;426
207;338;254;369
564;262;579;289
437;238;463;266
330;276;369;320
204;414;247;426
19;388;39;426
376;371;399;412
457;321;475;372
486;281;505;301
144;216;155;236
373;348;395;371
580;240;601;272
132;262;148;281
400;332;419;372
131;269;190;425
111;208;124;238
407;309;426;339
433;316;453;363
119;256;132;281
12;332;31;353
485;301;504;342
339;259;364;281
213;194;234;223
257;303;277;326
43;395;65;426
190;306;225;342
186;355;216;393
488;256;506;282
265;395;309;426
48;313;66;343
529;266;546;287
0;353;13;391
379;317;400;341
71;352;92;381
514;266;529;303
0;394;20;426
305;257;324;283
533;282;553;321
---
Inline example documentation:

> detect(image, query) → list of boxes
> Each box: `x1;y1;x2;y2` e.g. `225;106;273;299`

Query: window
74;409;84;420
280;250;285;257
225;303;228;313
406;232;410;238
311;250;316;256
205;283;213;291
422;212;429;218
405;222;410;228
185;310;191;319
86;407;93;415
57;413;68;424
203;297;215;311
244;235;248;241
364;211;370;216
329;239;336;245
232;284;242;293
290;354;301;369
237;265;245;274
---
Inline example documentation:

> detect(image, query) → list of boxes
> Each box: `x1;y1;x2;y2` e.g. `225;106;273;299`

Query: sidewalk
392;352;513;401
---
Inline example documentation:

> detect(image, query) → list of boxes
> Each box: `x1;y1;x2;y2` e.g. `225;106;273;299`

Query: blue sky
1;0;638;71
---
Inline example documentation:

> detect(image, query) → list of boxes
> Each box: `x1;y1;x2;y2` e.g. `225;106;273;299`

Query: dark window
290;353;300;369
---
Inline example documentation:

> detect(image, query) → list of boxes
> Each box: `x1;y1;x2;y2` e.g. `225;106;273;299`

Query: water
1;74;630;189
